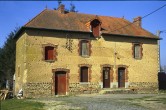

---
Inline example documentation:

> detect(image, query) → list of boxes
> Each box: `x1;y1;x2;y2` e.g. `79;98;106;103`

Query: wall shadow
158;72;166;90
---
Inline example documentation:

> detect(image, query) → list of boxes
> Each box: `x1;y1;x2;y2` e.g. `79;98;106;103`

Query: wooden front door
118;68;125;88
103;67;110;88
55;71;66;95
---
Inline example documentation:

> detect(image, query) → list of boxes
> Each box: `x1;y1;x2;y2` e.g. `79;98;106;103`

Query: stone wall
69;83;100;95
24;82;52;98
15;29;159;96
129;82;158;93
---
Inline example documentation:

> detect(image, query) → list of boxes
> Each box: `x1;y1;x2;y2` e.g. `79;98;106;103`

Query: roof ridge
24;9;47;26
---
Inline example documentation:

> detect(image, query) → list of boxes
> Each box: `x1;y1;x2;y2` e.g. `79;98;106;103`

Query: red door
103;67;110;88
118;68;125;88
55;71;66;95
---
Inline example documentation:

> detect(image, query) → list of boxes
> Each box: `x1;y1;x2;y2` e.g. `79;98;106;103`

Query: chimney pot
58;4;65;14
133;16;142;27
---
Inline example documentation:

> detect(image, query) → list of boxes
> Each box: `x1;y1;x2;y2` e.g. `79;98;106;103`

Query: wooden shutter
45;46;54;60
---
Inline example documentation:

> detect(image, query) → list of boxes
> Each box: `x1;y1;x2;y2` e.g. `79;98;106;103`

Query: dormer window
90;19;101;37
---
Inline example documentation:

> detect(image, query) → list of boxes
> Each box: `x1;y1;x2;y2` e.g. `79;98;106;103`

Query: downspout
114;42;117;69
156;30;161;72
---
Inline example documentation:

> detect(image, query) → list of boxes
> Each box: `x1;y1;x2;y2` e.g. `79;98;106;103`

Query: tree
70;2;78;12
0;27;19;89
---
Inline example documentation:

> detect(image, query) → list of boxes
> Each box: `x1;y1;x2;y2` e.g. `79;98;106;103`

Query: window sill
81;55;90;58
134;58;142;60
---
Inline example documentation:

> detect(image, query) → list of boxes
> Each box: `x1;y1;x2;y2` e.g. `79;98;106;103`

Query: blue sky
0;1;166;66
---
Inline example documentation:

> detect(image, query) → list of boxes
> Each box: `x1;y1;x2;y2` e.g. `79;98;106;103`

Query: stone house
14;5;159;97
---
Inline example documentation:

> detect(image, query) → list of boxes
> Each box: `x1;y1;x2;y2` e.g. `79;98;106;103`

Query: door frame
100;64;113;88
116;65;129;88
52;68;70;95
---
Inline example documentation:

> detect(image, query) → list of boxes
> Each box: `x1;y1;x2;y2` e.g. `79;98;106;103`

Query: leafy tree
0;27;19;89
70;2;78;12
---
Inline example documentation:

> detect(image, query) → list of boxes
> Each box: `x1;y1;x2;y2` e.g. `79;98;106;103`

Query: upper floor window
79;40;91;57
45;46;54;60
42;44;57;62
132;43;143;59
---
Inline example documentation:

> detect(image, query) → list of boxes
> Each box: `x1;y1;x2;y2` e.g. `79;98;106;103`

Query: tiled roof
24;9;158;39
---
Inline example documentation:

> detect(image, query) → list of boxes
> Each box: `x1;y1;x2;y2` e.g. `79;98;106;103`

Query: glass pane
105;71;108;79
81;41;89;56
134;45;140;58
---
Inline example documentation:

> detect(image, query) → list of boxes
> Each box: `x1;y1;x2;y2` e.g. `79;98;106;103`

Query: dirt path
31;94;166;110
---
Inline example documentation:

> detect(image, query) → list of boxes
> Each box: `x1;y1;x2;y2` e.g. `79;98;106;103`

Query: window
90;19;101;37
42;44;57;61
79;40;91;57
45;46;54;60
80;66;88;82
132;43;143;59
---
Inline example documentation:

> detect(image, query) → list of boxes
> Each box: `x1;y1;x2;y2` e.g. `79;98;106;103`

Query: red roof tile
25;9;158;39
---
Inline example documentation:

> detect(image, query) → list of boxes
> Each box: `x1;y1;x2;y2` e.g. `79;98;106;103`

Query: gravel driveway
32;94;166;110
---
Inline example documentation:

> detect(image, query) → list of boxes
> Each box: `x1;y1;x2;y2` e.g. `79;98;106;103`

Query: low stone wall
69;82;101;95
23;82;100;97
129;82;158;93
24;82;52;98
23;82;158;97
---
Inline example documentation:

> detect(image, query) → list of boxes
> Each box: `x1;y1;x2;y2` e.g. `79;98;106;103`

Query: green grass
1;99;45;110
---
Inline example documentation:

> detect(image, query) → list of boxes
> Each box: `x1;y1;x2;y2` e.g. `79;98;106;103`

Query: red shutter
45;46;54;60
45;47;49;60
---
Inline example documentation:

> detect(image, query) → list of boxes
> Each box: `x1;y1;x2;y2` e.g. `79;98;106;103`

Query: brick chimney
133;16;142;27
58;4;65;14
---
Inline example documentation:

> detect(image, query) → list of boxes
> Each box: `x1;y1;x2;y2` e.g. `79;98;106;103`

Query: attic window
90;19;101;37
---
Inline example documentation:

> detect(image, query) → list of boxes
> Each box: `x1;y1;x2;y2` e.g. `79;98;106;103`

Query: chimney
133;16;142;27
58;4;65;14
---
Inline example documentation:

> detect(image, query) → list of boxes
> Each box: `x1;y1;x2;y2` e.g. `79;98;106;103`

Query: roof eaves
102;33;160;40
23;26;92;34
14;26;161;40
13;26;26;40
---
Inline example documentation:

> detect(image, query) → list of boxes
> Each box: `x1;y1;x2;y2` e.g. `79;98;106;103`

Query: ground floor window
80;66;89;82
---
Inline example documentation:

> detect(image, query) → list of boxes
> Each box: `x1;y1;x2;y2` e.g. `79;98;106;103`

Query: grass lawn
1;98;44;110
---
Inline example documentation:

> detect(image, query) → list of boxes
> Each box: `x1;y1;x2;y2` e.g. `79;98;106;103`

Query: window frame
78;64;92;83
132;43;143;60
42;44;58;62
80;66;89;82
78;40;92;57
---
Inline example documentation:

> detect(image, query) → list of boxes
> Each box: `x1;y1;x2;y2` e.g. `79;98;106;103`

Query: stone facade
15;29;159;97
